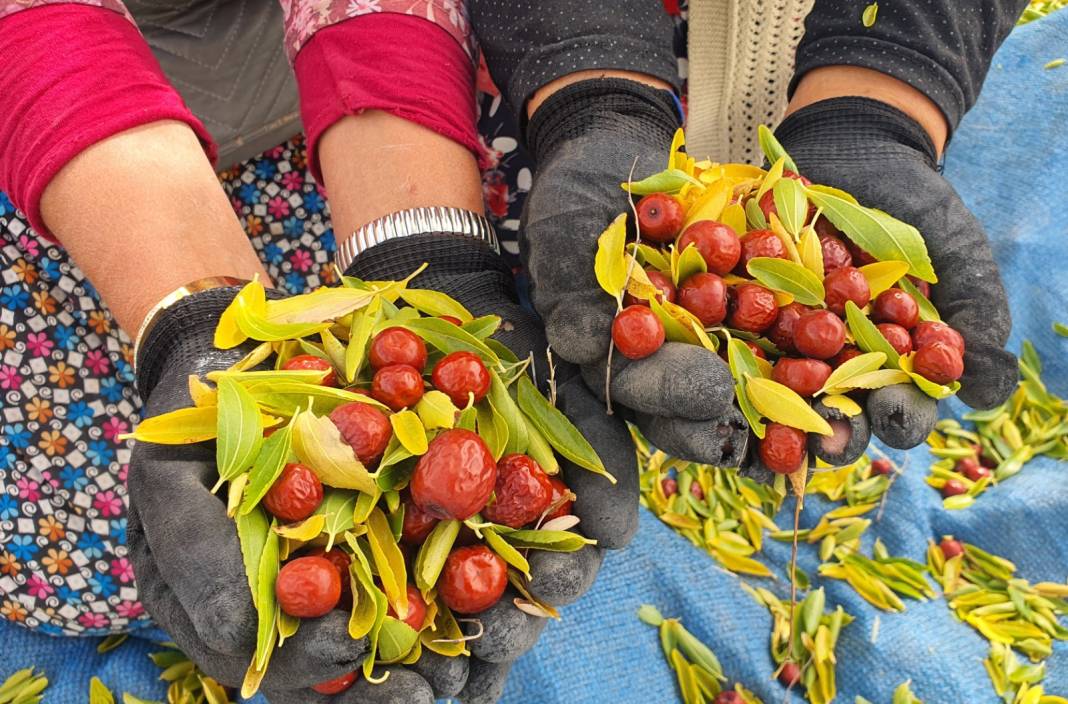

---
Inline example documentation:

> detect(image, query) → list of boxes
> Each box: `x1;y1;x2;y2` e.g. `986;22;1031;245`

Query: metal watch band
335;207;499;273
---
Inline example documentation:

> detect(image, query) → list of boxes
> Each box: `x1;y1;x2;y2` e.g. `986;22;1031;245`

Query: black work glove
127;289;436;704
346;232;639;703
776;98;1016;449
523;78;748;467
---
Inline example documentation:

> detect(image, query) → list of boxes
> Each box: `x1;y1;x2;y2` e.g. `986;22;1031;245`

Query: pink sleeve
293;12;478;184
0;4;214;242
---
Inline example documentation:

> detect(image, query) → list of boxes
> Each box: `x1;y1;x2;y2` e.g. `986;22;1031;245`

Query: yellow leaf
818;351;886;394
188;375;218;408
291;410;375;493
390;409;428;455
682;177;731;229
768;213;803;264
415;390;455;430
756;157;785;202
668;128;686;170
650;298;701;345
624;255;663;302
273;514;326;541
660;512;702;530
398;289;473;322
745;376;833;435
799;226;825;279
721;202;748;236
821;394;863;417
367;508;409;620
711;549;773;577
227;341;275;373
594;213;629;299
862;2;878;27
121;406;219;444
859;260;910;298
822;369;911;394
264;286;378;325
689;321;719;353
630;242;671;271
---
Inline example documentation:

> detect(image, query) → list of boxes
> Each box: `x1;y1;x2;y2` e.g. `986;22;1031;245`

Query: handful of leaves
125;268;609;697
595;127;963;476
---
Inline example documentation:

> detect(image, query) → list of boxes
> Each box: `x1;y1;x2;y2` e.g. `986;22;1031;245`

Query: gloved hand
345;232;640;702
127;288;436;703
776;97;1017;449
522;78;749;468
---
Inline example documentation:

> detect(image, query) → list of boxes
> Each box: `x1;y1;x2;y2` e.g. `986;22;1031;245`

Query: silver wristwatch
335;207;499;273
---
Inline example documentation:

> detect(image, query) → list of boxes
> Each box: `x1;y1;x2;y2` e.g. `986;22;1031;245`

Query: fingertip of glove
342;668;435;704
410;651;470;699
527;545;604;607
958;345;1018;410
613;343;734;419
465;589;546;663
866;383;938;449
459;659;512;704
637;410;750;468
809;399;871;466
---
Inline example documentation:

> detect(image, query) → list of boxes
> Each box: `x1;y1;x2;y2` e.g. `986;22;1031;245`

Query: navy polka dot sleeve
794;0;1031;130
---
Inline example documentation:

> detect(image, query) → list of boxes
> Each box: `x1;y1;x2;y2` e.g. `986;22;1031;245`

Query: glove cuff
526;78;681;164
775;97;938;169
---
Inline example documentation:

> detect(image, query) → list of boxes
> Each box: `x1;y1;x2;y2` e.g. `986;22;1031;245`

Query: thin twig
545;345;558;406
604;156;643;416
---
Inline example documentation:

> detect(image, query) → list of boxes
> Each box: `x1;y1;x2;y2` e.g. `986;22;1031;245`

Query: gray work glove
776;97;1016;449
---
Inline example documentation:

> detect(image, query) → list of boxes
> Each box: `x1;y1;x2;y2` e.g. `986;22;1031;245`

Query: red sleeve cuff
293;12;478;184
0;4;216;242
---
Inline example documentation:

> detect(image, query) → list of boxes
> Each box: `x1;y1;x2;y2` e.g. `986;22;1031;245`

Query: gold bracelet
131;276;250;375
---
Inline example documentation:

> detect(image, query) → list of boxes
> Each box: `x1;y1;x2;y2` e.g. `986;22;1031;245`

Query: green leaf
215;280;333;349
637;604;665;627
845;300;902;367
828;369;911;393
345;299;382;383
483;527;531;578
415;390;455;431
456;404;477;431
516;376;612;481
727;338;766;438
631;242;672;272
498;528;595;552
390;409;428;455
745;376;833;435
746;257;825;306
758;125;799;174
344;536;388;680
414;519;459;598
248;524;279;689
240;418;294;514
89;678;115;704
461;314;501;340
367;508;409;620
772;177;809;236
621;168;702;195
523;420;560;475
398;289;473;323
291;410;375;493
862;2;879;26
488;373;528;455
121;695;160;704
399;319;500;366
320;329;347;374
476;402;509;461
594;213;629;300
0;669;48;704
315;490;358;551
674;242;707;286
214;377;263;490
649;297;701;345
376;617;420;663
818;352;887;395
805;187;937;283
745;197;768;230
898;277;941;322
1020;339;1043;375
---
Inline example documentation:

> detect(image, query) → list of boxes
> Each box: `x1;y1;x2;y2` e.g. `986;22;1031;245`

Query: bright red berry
942;479;968;497
276;556;341;618
912;322;965;356
312;672;358;695
746;341;768;360
410;429;497;520
439;545;508;614
282;354;337;386
877;323;913;356
819;235;853;274
736;229;788;274
940;537;965;559
544;477;574;521
793;309;846;360
767;303;808;353
956;457;990;481
678;273;728;326
870;458;893;476
482;454;554;528
432;351;491;407
689;481;704;500
401;495;439;545
661;477;678;497
914;341;964;385
728;284;779;333
262;463;323;523
371;364;424;411
772;358;833;397
760;424;807;474
677;221;741;275
330;402;392;466
831;344;863;368
714;692;744;704
872;288;920;329
778;662;802;687
612;305;666;360
387;584;428;630
439;315;463;326
306;547;351;597
636;193;685;242
369;327;428;371
624;269;676;307
823;266;871;316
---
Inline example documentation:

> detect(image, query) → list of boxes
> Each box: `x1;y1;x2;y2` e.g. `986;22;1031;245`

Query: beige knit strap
685;0;816;165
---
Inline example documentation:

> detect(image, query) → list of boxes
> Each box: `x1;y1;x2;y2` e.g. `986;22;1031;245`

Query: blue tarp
2;10;1067;703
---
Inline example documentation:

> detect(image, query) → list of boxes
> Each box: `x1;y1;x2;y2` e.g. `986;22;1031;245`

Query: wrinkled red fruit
942;479;968;497
623;269;676;307
846;239;877;266
908;275;932;299
439;545;508;614
432;351;491;407
276;556;341;618
912;322;965;356
767;303;808;353
636;193;685;242
877;323;913;356
677;220;741;275
401;495;439;545
772;358;833;397
813;215;842;239
778;662;802;687
482;454;554;528
956;457;990;481
728;284;779;333
545;477;574;521
819;235;853;274
678;273;728;326
940;537;965;559
914;342;964;385
369;327;428;371
410;429;497;520
736;230;788;274
760;423;807;474
823;266;871;316
312;672;358;695
371;364;424;411
282;354;337;387
831;344;862;368
872;288;920;329
263;463;323;523
387;584;428;630
793;309;846;360
714;692;744;704
307;547;351;597
330;402;392;465
612;305;666;360
870;458;893;476
661;477;678;497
